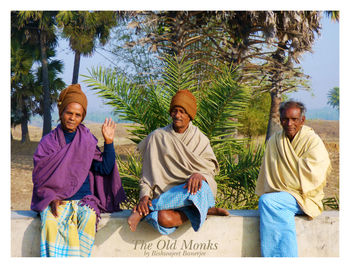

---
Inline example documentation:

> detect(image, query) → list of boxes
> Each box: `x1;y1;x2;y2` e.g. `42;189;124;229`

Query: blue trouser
258;191;304;257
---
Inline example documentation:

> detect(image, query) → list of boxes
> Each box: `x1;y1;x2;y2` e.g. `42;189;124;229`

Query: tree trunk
265;90;282;142
40;32;52;137
21;119;30;143
20;96;31;143
72;51;81;84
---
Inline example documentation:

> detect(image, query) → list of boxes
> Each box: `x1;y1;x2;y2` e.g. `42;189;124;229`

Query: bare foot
207;207;230;216
127;211;143;232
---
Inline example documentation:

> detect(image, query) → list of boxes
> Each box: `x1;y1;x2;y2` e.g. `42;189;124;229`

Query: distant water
306;107;339;120
29;106;339;127
29;110;132;127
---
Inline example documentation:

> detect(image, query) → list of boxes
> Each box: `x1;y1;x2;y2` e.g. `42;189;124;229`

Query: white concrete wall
11;210;339;257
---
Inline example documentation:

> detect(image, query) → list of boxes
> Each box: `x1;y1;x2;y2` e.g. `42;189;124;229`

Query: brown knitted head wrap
57;84;88;120
169;90;197;120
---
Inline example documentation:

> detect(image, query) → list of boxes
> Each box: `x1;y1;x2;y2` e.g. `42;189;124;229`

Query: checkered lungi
39;200;96;257
144;181;215;235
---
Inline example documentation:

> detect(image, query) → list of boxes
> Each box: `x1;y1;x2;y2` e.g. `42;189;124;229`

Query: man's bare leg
158;210;188;228
129;207;228;231
207;207;230;216
128;211;144;232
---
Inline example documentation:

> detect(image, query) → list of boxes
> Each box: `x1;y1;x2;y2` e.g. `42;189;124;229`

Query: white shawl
256;125;331;218
138;122;219;199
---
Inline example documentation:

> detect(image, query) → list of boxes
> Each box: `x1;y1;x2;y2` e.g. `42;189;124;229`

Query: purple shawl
31;124;126;222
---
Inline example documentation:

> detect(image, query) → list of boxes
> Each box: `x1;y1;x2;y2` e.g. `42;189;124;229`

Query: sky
56;14;339;111
287;15;339;109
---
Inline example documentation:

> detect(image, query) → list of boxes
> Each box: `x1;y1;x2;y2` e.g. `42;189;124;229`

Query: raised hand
101;117;116;144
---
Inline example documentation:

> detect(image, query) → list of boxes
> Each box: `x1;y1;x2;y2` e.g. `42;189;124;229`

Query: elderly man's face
171;106;191;133
60;102;84;133
280;106;305;141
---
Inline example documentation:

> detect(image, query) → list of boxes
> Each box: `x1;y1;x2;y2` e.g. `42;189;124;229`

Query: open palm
101;118;116;144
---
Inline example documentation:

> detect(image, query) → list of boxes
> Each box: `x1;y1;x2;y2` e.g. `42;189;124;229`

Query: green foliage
322;196;339;210
327;87;339;110
11;14;65;141
215;143;264;209
238;92;270;138
116;154;142;209
56;11;118;55
194;66;250;153
82;66;171;143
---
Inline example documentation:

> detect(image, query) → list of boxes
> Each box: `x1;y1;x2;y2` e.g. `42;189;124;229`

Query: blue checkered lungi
39;200;96;257
258;191;304;257
144;181;215;235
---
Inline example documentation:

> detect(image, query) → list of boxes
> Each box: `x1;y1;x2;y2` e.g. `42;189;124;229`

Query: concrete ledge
11;210;339;257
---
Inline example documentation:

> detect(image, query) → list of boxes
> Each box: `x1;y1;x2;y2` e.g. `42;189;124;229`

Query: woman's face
60;102;84;133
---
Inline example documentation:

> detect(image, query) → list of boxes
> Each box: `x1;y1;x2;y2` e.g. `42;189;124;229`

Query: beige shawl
255;125;331;218
138;121;219;199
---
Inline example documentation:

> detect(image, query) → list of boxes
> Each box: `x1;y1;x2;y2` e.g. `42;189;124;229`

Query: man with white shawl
255;100;331;257
128;90;229;234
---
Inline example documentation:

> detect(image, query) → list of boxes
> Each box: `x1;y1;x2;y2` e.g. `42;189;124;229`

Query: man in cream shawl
128;90;229;234
255;100;331;257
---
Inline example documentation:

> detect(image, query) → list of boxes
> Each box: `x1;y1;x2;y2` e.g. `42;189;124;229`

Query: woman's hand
101;118;116;144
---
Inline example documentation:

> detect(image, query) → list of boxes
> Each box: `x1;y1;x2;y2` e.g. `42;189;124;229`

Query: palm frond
195;65;251;151
82;67;171;142
116;153;142;209
215;143;265;209
162;55;197;94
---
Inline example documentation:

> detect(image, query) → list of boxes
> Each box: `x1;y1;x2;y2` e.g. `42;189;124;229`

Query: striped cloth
144;181;215;235
40;200;96;257
258;191;304;257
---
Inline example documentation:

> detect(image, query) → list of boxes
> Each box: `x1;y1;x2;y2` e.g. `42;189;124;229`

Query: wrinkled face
60;102;84;133
170;106;191;133
280;106;305;141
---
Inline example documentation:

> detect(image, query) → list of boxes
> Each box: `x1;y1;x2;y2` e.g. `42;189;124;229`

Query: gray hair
279;100;306;118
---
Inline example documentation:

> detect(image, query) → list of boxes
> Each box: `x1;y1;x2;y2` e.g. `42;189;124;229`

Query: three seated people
31;84;331;257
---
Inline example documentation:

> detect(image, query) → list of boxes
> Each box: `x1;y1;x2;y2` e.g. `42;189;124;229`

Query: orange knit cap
57;84;88;120
169;90;197;120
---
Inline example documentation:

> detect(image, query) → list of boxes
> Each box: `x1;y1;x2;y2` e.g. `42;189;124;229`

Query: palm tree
14;11;58;136
257;11;321;140
56;11;118;84
325;11;339;22
11;41;38;142
35;57;66;121
11;20;39;143
327;87;339;110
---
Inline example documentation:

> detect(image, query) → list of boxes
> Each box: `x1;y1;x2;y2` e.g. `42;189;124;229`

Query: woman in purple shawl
31;84;126;257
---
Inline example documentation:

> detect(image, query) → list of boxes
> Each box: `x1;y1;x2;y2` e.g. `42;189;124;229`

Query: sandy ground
10;120;339;211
